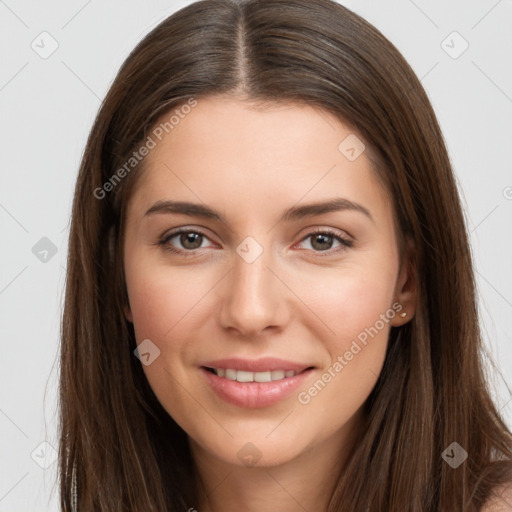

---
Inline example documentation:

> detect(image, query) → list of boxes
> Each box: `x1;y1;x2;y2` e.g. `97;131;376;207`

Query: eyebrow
144;197;374;224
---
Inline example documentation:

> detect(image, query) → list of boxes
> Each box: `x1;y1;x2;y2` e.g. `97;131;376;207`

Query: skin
122;95;417;512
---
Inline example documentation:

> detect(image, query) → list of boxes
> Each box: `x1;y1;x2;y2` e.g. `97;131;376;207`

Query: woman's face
123;95;415;469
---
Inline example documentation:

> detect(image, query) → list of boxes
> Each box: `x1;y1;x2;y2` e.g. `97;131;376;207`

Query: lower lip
200;367;313;409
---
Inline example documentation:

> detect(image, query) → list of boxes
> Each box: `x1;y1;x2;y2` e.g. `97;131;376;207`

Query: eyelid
157;226;217;255
157;226;353;256
294;227;353;256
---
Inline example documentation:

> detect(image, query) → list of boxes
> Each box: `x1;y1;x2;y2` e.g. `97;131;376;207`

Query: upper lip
200;357;313;373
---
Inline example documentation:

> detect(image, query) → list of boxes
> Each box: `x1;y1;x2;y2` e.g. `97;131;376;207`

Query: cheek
125;263;206;344
295;268;395;406
126;253;397;370
124;267;207;418
299;261;397;342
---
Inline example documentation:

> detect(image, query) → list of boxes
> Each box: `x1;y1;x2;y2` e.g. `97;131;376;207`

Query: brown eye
158;229;213;255
297;229;353;256
310;233;335;251
178;231;204;250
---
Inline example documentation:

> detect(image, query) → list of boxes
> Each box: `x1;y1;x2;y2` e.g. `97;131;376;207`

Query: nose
218;240;289;338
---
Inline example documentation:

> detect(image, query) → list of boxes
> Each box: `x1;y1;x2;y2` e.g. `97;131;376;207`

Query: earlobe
124;303;134;323
392;240;417;326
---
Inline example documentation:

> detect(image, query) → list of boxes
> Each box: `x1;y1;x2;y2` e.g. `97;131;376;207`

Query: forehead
147;96;353;169
125;95;390;224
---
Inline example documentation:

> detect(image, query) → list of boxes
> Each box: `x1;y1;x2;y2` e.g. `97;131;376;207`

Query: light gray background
1;0;511;510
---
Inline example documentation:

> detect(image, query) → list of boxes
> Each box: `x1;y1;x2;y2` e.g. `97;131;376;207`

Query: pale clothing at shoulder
482;482;512;511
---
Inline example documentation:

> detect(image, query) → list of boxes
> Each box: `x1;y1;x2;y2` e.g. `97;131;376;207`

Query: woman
59;0;512;510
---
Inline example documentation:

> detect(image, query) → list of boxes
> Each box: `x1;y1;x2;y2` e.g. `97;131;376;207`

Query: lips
199;357;315;408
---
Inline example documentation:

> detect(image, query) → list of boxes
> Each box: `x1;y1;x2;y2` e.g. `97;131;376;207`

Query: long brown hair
59;0;512;510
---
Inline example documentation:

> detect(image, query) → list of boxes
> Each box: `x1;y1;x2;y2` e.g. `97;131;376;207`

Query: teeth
271;370;285;380
236;370;254;383
255;371;271;383
225;369;237;380
213;368;299;382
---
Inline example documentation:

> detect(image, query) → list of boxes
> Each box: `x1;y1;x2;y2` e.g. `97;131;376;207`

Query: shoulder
481;481;512;511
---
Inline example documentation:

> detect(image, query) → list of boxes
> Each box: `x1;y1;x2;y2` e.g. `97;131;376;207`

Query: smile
205;367;300;382
199;357;315;408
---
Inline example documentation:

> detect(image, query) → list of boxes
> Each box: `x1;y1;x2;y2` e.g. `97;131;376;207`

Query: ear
390;238;417;327
108;225;133;324
110;226;134;324
124;303;133;323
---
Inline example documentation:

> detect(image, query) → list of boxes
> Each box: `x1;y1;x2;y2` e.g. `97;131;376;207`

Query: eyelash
156;227;353;257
